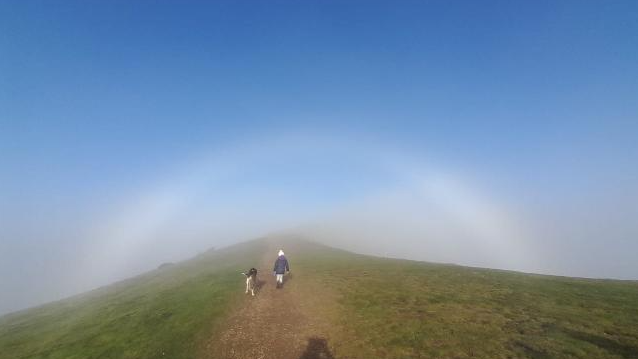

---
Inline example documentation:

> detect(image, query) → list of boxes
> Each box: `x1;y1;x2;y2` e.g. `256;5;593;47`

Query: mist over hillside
2;0;638;322
2;134;638;315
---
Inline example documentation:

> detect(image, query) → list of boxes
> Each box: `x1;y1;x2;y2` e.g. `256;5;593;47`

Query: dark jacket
273;256;289;274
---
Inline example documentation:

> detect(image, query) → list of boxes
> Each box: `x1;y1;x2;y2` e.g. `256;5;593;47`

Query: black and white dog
242;268;258;296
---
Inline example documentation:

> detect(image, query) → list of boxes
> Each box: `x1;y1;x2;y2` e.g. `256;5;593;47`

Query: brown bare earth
202;241;339;359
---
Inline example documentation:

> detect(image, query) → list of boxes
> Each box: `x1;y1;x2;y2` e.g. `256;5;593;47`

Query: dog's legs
245;277;249;294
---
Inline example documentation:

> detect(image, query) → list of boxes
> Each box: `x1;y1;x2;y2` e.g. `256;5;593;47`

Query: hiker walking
273;249;290;288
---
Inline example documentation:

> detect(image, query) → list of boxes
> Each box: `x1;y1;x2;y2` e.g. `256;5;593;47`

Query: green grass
290;241;638;359
3;238;638;359
0;240;267;359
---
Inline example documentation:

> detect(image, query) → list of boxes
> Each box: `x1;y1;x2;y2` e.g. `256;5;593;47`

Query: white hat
278;250;284;256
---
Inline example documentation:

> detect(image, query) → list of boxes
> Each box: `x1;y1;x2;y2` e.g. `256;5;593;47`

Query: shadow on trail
298;337;335;359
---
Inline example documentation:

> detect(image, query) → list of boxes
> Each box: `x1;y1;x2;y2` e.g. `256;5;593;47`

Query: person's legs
276;274;283;288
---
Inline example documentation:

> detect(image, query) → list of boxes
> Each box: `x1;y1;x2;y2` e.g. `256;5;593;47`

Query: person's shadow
298;337;335;359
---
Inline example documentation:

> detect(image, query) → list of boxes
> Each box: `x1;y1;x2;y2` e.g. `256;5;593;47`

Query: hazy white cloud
294;171;540;274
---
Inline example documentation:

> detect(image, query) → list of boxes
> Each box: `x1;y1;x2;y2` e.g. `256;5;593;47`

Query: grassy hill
288;241;638;358
1;238;638;359
0;240;267;359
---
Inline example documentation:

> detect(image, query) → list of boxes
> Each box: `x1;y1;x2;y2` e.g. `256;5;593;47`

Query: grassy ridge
3;239;638;359
291;242;638;359
0;240;267;359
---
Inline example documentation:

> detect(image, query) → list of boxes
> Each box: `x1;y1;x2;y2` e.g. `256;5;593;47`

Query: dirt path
202;242;337;359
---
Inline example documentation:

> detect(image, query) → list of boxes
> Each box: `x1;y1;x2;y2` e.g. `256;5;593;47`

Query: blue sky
1;1;638;314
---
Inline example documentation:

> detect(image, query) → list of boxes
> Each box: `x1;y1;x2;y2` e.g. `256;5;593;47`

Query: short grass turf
0;240;267;359
290;241;638;359
3;239;638;359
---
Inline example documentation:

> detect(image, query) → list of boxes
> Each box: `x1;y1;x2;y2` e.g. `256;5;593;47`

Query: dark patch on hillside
299;337;335;359
158;262;174;270
562;328;638;358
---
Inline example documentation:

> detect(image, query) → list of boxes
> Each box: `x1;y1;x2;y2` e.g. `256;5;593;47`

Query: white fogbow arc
83;130;539;283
